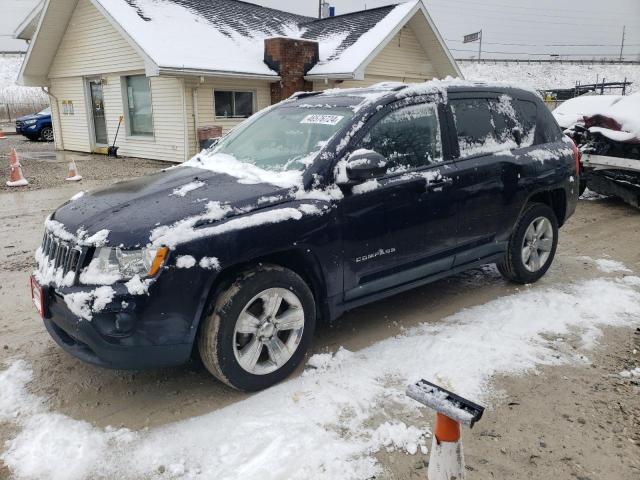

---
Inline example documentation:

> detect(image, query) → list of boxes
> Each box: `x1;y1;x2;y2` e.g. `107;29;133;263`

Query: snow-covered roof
19;0;460;85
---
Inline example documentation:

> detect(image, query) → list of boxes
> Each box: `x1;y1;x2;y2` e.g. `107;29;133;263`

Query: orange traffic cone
66;160;82;181
0;129;6;140
6;148;28;187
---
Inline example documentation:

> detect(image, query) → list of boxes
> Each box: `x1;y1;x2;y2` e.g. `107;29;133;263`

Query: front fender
166;200;342;337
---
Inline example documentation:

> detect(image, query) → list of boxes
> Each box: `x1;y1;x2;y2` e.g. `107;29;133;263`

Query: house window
124;75;153;136
214;90;254;118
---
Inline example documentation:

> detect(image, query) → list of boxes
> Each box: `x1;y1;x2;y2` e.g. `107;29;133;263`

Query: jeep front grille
38;231;84;279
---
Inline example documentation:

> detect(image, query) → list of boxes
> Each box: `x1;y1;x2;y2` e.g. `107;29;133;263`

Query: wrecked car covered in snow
31;81;578;391
559;92;640;207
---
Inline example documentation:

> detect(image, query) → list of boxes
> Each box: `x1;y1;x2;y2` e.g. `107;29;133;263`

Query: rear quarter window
532;99;564;144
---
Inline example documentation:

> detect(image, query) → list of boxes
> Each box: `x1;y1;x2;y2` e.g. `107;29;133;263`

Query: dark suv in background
31;82;578;391
16;107;54;141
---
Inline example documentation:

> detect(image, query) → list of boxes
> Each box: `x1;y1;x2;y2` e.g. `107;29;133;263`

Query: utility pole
478;29;483;62
619;25;626;61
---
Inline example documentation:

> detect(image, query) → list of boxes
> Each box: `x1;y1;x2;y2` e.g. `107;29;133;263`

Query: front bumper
38;279;202;370
16;123;38;135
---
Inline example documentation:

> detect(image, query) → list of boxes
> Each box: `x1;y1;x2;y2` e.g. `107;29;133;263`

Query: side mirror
511;127;523;146
344;149;388;182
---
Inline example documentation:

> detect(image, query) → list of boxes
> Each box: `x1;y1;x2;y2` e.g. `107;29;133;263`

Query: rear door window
450;99;495;157
357;102;442;171
452;96;538;155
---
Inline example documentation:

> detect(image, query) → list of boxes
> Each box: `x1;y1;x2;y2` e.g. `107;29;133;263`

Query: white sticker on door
300;114;344;125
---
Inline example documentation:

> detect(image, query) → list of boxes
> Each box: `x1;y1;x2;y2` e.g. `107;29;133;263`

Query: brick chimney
264;37;319;104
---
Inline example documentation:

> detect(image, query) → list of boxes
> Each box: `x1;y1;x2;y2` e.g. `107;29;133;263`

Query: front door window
89;80;108;145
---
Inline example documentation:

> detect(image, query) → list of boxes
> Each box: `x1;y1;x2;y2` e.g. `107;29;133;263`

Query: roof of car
287;80;541;112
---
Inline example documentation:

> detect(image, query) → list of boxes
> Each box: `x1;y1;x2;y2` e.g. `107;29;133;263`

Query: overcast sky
1;0;639;60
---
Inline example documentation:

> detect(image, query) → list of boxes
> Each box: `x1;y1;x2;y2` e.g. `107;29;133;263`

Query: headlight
23;119;37;125
88;246;168;281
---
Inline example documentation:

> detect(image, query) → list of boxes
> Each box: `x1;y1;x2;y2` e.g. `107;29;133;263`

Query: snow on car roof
96;0;420;77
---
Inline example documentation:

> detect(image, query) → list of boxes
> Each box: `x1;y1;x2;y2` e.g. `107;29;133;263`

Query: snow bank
460;62;640;95
2;277;639;479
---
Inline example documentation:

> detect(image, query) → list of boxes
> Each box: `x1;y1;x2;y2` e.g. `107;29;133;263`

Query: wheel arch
527;188;567;226
194;247;329;343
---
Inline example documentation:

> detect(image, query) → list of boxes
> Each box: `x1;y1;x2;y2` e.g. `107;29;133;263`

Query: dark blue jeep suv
31;82;578;391
16;107;54;141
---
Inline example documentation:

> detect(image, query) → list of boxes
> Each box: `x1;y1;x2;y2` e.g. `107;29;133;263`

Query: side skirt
328;251;505;321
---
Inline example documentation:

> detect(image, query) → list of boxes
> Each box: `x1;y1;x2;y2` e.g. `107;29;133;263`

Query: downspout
42;86;64;150
180;78;188;162
192;87;199;153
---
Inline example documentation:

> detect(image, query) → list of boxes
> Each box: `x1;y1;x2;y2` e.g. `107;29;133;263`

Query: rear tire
497;203;558;284
198;264;316;391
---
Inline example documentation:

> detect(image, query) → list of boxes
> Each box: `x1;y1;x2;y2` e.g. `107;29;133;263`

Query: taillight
569;138;580;175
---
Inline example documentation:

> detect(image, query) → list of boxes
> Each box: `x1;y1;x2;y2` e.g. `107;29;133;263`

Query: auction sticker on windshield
300;114;344;125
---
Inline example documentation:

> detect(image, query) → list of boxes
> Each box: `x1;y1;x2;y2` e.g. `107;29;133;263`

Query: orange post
434;413;461;443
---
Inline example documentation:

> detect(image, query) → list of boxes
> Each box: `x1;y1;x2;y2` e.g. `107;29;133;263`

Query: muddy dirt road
1;176;639;479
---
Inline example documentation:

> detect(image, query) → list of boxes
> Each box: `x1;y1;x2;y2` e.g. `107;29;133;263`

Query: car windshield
210;105;356;171
38;107;51;115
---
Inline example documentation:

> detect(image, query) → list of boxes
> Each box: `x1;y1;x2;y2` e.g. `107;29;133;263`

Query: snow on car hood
552;95;622;129
51;166;294;248
582;92;640;143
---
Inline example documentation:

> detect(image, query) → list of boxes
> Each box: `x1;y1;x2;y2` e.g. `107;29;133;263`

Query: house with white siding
18;0;461;162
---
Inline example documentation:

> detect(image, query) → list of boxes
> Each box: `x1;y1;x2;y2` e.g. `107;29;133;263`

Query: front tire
40;126;54;142
497;203;558;284
198;264;316;391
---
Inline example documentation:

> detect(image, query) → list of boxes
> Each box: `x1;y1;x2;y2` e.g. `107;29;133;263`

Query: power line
445;39;640;47
425;0;640;19
449;48;632;57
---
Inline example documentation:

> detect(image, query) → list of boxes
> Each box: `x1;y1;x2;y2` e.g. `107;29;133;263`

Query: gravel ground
0;183;639;479
1;135;167;192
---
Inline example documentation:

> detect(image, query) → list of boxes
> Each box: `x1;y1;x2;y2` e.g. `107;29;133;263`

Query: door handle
426;176;453;191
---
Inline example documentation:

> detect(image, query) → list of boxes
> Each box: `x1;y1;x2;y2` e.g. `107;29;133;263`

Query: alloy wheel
232;287;305;375
521;216;554;272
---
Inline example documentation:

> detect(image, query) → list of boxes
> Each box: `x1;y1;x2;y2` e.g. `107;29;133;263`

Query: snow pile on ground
460;62;640;94
1;275;639;479
594;258;632;274
578;256;632;274
619;367;640;378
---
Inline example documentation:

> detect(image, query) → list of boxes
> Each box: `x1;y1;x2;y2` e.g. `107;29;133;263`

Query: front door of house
88;79;108;145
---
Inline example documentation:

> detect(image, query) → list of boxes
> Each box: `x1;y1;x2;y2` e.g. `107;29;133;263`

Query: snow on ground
2;274;640;480
0;54;47;105
460;62;640;94
578;256;633;274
